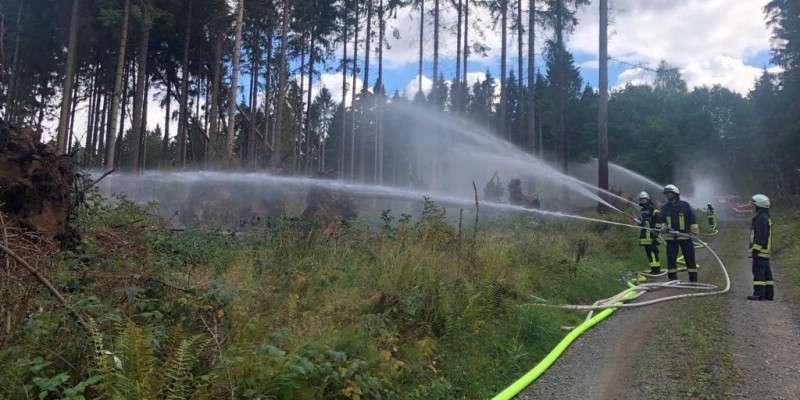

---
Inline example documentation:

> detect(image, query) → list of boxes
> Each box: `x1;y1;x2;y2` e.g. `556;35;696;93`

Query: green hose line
492;286;639;400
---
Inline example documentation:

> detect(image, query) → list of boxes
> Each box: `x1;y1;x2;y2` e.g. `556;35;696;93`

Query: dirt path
517;220;800;400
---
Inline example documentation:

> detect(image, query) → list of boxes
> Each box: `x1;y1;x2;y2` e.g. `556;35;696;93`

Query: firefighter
637;191;663;274
706;203;716;228
660;184;700;282
748;194;773;301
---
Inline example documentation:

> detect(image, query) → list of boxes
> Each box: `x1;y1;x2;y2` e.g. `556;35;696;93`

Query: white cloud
379;0;773;93
572;0;772;92
614;67;653;88
307;73;363;106
403;74;434;98
402;71;500;100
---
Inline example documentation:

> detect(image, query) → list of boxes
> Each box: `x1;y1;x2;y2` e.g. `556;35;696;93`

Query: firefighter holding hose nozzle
637;191;664;275
706;203;716;229
660;185;700;282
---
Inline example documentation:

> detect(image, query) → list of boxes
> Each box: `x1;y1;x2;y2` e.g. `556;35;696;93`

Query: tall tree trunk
527;0;536;155
499;0;507;138
360;0;372;180
207;35;223;166
296;33;306;172
374;0;384;183
598;0;609;209
556;4;567;174
262;31;273;165
339;4;348;178
163;81;171;161
178;0;193;168
90;77;104;164
99;91;111;164
432;0;439;104
140;83;149;169
6;4;23;124
127;0;151;172
247;30;260;168
56;0;81;155
364;0;372;91
116;64;130;168
272;0;291;168
517;0;524;142
304;33;316;174
455;0;462;112
226;0;244;164
86;71;97;161
350;2;360;179
105;0;130;169
418;0;424;95
68;72;79;153
463;0;468;94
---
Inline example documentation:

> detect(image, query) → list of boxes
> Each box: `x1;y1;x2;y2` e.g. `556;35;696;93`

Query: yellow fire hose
492;227;728;399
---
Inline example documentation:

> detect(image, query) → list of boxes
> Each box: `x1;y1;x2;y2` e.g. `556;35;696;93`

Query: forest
1;0;798;194
1;1;799;399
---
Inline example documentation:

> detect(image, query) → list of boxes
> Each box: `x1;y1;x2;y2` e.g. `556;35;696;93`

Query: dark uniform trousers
666;240;698;282
752;255;774;300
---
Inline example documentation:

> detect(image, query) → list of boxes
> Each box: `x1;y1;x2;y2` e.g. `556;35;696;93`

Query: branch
0;242;87;329
91;169;115;187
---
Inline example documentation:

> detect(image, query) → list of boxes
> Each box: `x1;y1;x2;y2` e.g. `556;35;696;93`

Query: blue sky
124;0;778;135
306;0;778;103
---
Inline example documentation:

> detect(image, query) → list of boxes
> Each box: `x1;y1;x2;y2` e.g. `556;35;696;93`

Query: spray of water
99;171;643;232
392;103;632;212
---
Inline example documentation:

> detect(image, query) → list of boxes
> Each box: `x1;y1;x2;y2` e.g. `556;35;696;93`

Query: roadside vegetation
1;189;644;399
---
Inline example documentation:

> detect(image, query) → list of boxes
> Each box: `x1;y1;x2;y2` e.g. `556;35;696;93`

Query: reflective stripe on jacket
660;198;698;241
639;203;663;245
750;209;772;259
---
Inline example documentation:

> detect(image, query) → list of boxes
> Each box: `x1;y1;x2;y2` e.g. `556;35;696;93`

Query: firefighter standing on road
660;185;700;282
706;203;716;228
748;194;774;301
637;192;663;274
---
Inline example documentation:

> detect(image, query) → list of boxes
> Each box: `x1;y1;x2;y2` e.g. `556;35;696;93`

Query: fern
161;332;212;400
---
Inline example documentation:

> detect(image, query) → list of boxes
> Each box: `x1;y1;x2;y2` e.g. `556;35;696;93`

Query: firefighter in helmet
748;194;773;301
660;184;700;282
637;191;663;274
706;203;716;229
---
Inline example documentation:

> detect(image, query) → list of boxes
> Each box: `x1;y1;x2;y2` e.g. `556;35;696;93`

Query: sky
311;0;777;103
60;0;779;144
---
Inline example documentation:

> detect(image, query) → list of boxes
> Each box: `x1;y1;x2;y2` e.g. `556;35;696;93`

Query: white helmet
662;184;680;195
750;194;770;209
638;191;650;200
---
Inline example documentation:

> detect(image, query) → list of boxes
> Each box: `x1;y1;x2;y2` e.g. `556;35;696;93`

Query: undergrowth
0;193;644;399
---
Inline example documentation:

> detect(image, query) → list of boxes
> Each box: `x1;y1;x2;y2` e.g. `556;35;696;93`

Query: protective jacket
660;197;698;241
750;208;772;259
639;202;663;245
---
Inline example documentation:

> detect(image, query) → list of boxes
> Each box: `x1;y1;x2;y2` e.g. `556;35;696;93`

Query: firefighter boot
667;272;678;281
688;271;698;283
765;284;774;301
650;266;661;275
747;285;765;301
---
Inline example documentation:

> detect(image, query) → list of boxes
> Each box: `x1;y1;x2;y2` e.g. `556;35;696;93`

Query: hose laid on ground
492;227;730;399
492;286;640;400
550;234;730;311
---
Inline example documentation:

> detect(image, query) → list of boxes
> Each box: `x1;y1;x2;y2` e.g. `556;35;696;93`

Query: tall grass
0;196;644;399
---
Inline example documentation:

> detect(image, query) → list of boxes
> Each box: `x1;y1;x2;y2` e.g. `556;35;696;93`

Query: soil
0;119;74;240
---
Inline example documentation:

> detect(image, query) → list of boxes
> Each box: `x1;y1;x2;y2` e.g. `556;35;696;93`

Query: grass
773;208;800;286
0;194;648;399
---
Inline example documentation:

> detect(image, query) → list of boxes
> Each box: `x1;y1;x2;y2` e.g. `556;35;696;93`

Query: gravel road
517;220;800;400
